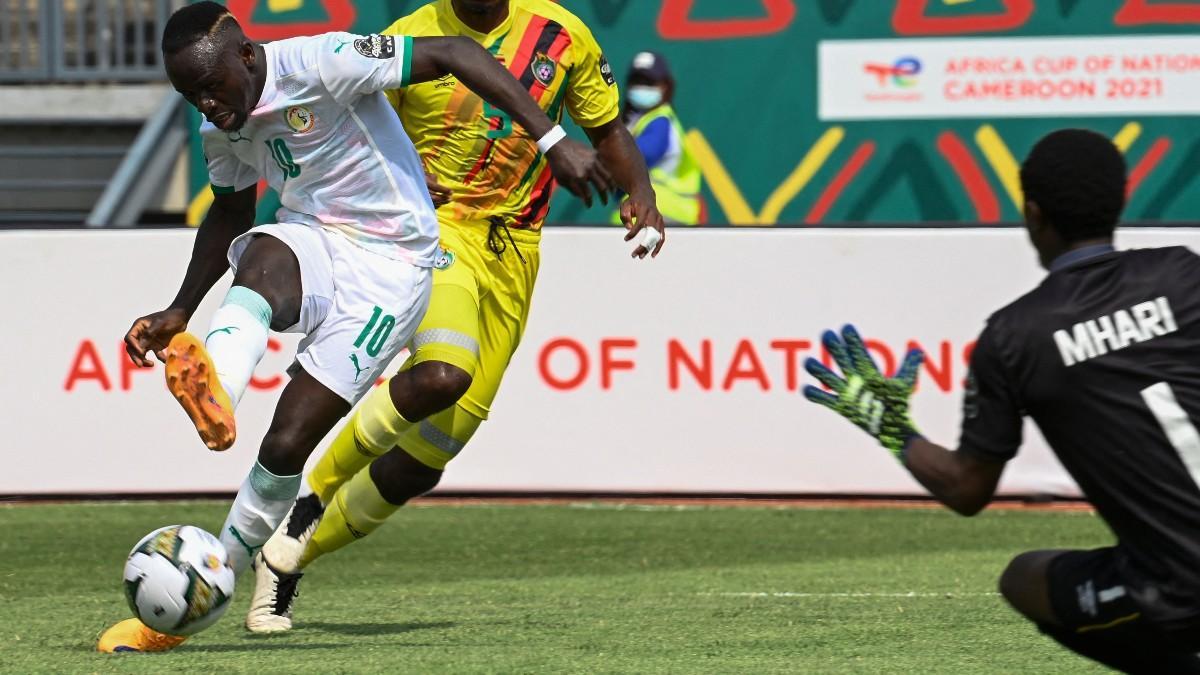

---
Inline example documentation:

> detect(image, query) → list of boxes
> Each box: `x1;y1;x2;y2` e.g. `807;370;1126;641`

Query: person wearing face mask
619;51;702;225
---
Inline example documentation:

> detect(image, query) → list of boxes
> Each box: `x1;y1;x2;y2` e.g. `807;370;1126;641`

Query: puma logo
334;39;350;54
205;326;238;344
349;353;369;383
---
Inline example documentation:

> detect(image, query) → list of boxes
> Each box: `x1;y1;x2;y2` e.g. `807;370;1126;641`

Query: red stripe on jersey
510;16;550;79
527;31;573;102
517;165;556;225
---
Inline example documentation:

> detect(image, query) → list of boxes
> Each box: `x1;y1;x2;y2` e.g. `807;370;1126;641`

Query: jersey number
1141;382;1200;488
266;139;301;180
354;306;396;358
482;101;512;140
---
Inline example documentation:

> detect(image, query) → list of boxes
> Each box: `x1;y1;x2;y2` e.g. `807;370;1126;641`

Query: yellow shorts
395;219;540;469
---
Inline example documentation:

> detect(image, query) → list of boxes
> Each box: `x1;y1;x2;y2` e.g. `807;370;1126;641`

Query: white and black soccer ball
123;525;236;636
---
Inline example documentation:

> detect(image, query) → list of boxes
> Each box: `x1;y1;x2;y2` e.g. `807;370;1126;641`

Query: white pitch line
703;591;1000;598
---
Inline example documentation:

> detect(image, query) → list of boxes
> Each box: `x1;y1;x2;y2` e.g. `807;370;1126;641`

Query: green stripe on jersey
401;36;414;87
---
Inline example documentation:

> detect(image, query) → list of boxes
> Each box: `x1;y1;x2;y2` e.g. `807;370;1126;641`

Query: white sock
204;286;271;408
219;461;301;575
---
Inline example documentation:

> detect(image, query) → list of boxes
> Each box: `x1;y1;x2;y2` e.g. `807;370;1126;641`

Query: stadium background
183;0;1200;227
5;0;1200;497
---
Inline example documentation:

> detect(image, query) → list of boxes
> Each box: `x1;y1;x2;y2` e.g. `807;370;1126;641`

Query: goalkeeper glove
802;324;924;460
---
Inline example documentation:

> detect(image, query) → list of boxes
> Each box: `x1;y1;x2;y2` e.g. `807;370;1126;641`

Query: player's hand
620;195;665;259
124;308;189;367
802;325;924;459
425;172;451;208
545;138;613;208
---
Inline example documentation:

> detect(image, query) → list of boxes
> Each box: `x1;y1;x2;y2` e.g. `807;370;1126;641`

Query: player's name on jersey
1053;296;1177;367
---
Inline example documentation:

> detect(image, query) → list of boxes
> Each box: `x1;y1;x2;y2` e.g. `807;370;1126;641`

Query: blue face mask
627;85;663;111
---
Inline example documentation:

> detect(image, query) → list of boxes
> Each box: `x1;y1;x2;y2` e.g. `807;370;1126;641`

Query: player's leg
235;367;351;632
97;230;316;653
1002;548;1200;672
163;232;303;450
220;367;350;569
245;232;432;632
295;227;537;569
299;402;482;566
264;271;482;571
304;357;474;504
303;240;483;506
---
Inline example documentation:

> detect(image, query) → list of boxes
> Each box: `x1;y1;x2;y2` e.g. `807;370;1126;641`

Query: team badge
599;54;615;86
354;34;395;60
284;105;315;134
434;248;456;270
531;52;557;86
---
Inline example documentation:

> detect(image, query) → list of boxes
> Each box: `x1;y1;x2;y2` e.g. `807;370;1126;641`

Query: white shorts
228;223;432;404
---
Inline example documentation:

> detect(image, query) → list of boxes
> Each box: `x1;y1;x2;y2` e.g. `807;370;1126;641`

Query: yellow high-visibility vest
625;104;702;226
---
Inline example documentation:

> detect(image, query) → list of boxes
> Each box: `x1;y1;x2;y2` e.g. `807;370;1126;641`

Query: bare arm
584;120;665;258
904;437;1006;516
169;187;258;316
407;36;612;206
123;187;256;366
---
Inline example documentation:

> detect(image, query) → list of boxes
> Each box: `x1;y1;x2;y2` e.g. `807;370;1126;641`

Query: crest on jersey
531;52;557;86
434;248;456;270
285;106;315;134
354;34;395;60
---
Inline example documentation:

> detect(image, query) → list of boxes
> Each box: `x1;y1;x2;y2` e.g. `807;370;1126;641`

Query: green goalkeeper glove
802;325;924;460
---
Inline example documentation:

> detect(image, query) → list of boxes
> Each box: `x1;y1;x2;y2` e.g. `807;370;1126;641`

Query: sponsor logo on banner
863;56;923;103
820;35;1200;120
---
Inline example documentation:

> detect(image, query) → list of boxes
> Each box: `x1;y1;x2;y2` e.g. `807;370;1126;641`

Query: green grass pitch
0;500;1111;673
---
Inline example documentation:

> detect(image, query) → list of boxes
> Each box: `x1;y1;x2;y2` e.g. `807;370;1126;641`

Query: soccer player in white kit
100;1;614;653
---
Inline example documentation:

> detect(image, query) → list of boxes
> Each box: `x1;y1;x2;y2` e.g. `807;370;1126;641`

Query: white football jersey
201;32;438;266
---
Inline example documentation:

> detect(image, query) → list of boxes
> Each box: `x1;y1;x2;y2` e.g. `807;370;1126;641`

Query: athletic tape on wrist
536;125;567;153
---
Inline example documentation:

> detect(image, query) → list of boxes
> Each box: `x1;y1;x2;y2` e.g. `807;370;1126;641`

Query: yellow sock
306;382;414;504
300;467;399;568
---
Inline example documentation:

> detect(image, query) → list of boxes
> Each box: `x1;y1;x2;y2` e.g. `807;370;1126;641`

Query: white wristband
536;125;567;153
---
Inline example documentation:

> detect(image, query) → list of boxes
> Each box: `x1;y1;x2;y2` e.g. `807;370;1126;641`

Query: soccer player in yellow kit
246;0;665;631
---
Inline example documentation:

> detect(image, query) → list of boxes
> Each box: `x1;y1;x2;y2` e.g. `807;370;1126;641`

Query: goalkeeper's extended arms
802;325;1005;516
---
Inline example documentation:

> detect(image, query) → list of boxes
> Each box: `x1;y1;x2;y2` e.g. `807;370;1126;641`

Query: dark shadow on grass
183;641;346;653
300;620;456;636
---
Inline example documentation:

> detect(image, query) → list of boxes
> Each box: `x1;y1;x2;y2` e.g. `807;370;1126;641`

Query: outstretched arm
803;325;1007;516
407;36;612;207
124;187;256;366
584;120;665;259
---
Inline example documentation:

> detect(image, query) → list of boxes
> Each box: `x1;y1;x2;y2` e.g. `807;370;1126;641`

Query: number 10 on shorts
354;306;396;357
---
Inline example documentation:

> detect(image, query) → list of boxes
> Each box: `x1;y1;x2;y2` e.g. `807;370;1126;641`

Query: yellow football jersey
382;0;620;230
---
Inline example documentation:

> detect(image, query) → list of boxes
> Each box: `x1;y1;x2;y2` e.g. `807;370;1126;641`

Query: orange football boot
97;618;187;653
164;332;236;450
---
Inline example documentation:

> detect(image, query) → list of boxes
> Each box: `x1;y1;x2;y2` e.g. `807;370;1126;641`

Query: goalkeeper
804;129;1200;673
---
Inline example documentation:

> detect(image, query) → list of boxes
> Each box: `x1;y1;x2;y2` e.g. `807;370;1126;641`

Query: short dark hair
1020;129;1126;242
161;1;237;56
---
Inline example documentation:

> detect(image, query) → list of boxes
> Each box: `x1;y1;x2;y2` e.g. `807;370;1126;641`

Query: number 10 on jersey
266;139;301;180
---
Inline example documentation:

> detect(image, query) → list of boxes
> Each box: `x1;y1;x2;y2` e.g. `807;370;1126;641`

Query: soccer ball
123;525;236;636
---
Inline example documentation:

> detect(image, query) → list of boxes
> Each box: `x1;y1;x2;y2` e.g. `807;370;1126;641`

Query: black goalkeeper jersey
960;245;1200;624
